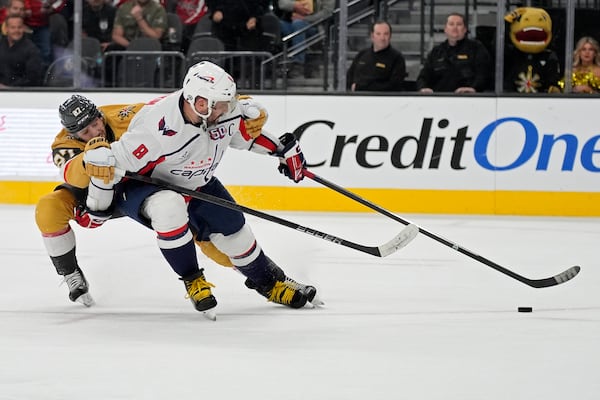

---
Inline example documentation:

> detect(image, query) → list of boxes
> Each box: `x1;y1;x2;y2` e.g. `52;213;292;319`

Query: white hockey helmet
182;61;236;119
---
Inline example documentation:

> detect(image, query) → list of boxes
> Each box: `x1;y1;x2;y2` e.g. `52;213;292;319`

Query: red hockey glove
277;133;305;183
75;206;112;229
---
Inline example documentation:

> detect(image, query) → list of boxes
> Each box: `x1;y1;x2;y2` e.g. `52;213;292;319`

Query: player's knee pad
209;225;261;267
143;190;193;249
35;189;77;234
142;190;189;233
196;240;234;267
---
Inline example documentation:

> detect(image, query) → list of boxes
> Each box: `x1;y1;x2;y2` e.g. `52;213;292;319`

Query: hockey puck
517;307;533;313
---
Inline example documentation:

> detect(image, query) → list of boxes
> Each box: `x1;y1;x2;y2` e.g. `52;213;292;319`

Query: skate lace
63;271;84;292
268;281;295;305
284;277;302;290
185;277;215;301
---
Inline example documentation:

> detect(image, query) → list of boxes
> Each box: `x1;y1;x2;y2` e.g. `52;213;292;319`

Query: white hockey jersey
111;90;280;190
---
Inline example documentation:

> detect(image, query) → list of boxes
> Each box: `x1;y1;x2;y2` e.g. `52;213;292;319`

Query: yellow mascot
503;7;561;93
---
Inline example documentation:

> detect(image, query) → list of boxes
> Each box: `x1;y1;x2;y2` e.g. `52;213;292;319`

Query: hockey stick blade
378;223;419;257
527;265;581;288
304;169;582;289
120;170;415;258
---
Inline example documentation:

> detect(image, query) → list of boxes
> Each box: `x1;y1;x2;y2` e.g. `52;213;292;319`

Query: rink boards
1;92;600;216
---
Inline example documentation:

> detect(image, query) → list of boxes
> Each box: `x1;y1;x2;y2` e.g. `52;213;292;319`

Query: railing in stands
102;50;186;88
185;51;276;90
102;50;276;90
264;0;404;91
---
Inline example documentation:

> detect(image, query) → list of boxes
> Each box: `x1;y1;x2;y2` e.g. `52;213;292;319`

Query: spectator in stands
56;1;73;45
416;12;491;93
0;2;5;27
1;0;31;36
0;14;43;87
559;36;600;94
82;0;116;51
206;0;267;52
25;0;66;68
276;0;334;79
166;0;208;54
110;0;167;50
346;20;406;92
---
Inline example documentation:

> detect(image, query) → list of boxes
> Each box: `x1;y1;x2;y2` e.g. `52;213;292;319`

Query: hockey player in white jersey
82;61;317;314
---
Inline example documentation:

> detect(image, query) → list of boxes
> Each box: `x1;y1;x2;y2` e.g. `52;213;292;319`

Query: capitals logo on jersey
158;116;177;136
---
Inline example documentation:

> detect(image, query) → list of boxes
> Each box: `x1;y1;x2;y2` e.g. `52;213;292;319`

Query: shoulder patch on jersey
158;116;177;136
208;125;230;140
118;105;137;120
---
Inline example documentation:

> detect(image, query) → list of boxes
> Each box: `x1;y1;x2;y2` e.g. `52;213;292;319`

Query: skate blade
307;294;324;308
76;293;95;307
202;309;217;321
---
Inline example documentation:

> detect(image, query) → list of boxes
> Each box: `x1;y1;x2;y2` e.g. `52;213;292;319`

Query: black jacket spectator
83;0;117;48
417;37;491;92
206;0;268;51
347;45;406;91
0;16;43;87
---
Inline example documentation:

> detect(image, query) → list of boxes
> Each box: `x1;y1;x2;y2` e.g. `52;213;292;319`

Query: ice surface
1;205;598;399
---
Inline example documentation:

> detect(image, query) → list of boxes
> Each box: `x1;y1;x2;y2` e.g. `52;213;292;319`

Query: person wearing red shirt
24;0;66;67
1;0;32;36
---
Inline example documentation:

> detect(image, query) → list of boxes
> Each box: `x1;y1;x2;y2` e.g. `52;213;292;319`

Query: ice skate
181;269;217;318
246;276;319;309
288;278;324;308
63;267;95;307
245;264;321;309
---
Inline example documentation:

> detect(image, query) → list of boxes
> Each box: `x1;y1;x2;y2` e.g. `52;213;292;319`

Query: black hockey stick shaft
303;169;580;288
120;171;415;258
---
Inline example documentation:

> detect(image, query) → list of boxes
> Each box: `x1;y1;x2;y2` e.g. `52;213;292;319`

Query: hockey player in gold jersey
35;93;267;307
35;96;145;306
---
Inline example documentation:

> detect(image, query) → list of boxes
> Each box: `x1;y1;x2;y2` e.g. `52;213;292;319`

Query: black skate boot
181;269;217;312
245;258;318;309
51;249;94;307
63;266;95;307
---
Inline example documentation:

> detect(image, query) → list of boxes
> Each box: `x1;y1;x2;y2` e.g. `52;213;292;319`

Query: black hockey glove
277;133;305;183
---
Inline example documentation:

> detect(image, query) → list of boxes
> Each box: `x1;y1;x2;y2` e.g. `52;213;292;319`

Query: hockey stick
119;170;418;258
303;169;581;288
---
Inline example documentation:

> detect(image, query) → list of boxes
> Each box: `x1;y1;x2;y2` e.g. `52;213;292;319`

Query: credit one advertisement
0;93;599;194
